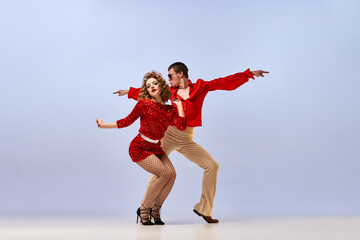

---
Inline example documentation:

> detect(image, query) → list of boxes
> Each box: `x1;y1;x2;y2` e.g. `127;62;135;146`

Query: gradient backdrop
1;0;359;217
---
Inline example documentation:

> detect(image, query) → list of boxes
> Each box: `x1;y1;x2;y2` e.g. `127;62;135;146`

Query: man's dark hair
168;62;189;78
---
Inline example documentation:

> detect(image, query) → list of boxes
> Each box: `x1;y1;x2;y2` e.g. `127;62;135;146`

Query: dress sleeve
171;107;187;131
203;68;254;92
116;101;142;128
128;87;141;101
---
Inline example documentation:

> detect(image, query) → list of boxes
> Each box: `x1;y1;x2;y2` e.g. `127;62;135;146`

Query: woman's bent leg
153;154;176;207
136;154;175;208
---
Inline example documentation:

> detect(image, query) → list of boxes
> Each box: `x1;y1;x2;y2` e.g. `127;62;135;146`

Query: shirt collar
170;79;193;100
170;79;193;93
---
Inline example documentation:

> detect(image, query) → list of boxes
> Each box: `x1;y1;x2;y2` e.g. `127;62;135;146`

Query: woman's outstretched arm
96;101;143;130
96;119;117;129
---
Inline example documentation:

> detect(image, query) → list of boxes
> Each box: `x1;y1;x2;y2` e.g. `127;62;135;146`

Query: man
114;62;269;223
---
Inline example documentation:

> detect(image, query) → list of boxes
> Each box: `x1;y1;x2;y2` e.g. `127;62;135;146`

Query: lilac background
1;0;359;216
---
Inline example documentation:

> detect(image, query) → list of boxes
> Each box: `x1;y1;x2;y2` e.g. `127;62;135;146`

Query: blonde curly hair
139;71;172;102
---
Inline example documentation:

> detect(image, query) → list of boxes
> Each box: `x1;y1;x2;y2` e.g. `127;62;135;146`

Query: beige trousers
141;126;219;216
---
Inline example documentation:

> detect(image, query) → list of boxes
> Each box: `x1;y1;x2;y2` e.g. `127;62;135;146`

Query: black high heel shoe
136;207;154;225
150;205;165;225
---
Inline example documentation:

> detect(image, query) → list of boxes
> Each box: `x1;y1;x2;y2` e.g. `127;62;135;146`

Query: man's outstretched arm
205;69;269;92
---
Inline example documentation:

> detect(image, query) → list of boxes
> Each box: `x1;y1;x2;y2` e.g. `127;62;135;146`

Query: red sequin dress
116;99;187;162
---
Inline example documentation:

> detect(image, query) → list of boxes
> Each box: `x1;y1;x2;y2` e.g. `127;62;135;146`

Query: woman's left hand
172;98;182;106
96;119;104;128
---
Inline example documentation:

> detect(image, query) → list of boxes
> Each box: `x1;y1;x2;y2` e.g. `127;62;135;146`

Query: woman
96;71;186;225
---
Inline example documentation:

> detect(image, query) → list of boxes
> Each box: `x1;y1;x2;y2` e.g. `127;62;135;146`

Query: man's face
168;68;181;88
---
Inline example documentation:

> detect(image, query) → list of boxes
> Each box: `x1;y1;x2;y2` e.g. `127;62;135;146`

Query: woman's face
146;78;161;98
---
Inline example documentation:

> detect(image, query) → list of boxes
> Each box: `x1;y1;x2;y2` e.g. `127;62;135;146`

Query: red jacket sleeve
128;87;141;101
171;107;187;131
203;68;254;92
116;101;142;128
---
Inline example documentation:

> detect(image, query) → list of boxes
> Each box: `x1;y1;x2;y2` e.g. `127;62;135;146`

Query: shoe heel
136;207;140;224
193;209;201;217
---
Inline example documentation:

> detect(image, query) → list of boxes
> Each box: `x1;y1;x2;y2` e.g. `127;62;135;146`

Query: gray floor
1;216;360;240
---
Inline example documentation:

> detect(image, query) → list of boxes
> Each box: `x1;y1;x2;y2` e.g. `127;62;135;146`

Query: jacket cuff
128;87;140;100
243;68;255;79
116;120;121;128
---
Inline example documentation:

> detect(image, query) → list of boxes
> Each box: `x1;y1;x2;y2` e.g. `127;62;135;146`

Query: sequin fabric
116;99;186;162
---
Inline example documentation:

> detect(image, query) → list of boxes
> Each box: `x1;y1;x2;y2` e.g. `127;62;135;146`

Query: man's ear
179;71;184;78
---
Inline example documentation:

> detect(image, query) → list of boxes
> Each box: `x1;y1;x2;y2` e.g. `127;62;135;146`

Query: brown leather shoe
193;209;219;223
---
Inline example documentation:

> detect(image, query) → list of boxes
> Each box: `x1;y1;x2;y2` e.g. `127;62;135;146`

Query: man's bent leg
177;141;219;217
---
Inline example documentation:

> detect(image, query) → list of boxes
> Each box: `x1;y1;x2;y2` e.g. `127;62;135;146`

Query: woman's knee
171;169;177;180
168;168;177;180
163;168;176;181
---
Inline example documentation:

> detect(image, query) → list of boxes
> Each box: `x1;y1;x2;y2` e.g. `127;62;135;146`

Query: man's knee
205;158;219;173
211;160;219;172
